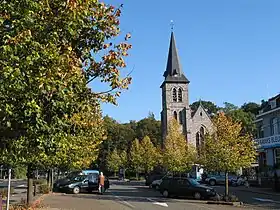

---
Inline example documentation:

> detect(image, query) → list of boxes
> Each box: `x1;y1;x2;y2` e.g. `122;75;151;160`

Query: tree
135;114;161;146
190;101;220;115
241;102;261;115
162;119;196;173
199;113;256;197
119;150;128;179
222;102;239;114
129;138;143;179
140;136;160;174
106;149;121;177
0;0;132;204
227;109;256;135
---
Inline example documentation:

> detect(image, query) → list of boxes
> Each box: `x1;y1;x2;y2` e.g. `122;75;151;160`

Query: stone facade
161;32;213;147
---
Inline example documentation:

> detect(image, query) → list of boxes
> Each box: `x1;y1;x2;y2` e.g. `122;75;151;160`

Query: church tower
160;32;191;144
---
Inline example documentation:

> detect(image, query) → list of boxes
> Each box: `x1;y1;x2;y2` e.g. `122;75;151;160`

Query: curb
207;201;242;206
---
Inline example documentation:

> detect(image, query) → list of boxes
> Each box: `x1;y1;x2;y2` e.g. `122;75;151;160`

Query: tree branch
92;65;134;96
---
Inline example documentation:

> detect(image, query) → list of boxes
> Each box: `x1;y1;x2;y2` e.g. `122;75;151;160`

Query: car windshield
69;175;87;182
188;178;200;186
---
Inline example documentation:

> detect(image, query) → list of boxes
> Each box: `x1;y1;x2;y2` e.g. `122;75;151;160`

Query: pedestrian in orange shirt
99;172;105;194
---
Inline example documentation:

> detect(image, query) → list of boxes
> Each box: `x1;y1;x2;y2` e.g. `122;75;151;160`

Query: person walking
99;172;105;194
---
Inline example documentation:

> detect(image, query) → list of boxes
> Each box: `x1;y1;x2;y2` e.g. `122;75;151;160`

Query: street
41;181;280;210
2;179;280;209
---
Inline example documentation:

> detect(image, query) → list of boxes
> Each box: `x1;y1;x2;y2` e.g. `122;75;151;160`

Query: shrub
38;184;50;194
10;198;45;210
0;187;14;198
13;166;27;179
216;194;239;202
33;179;47;185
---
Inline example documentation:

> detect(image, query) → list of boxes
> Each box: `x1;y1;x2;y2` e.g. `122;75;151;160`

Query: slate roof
259;93;280;113
161;32;189;88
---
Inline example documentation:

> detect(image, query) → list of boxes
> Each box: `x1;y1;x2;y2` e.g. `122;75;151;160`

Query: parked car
159;177;216;200
205;174;238;186
151;178;164;190
145;174;165;186
54;170;100;190
57;174;110;194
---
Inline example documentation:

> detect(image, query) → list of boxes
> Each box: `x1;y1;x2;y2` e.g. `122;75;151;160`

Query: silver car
205;174;238;186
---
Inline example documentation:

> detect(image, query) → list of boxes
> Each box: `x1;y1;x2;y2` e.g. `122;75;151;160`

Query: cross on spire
170;20;174;32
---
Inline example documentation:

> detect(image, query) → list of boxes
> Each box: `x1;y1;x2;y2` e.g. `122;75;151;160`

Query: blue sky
96;0;280;123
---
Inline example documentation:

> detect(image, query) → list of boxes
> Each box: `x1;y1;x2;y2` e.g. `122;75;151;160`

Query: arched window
179;111;183;124
200;127;205;145
196;132;200;153
173;111;177;120
178;88;182;102
172;88;177;102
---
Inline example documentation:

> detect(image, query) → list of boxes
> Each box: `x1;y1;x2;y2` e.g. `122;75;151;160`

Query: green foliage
0;0;132;170
200;113;257;172
135;115;161;146
119;150;128;168
130;138;142;173
162;119;196;173
106;149;121;173
140;136;161;173
99;114;161;170
241;102;261;115
13;166;27;179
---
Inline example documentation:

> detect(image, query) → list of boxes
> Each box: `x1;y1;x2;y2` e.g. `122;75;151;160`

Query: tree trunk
47;169;51;189
225;171;229;199
50;169;53;192
114;171;116;178
136;171;139;180
27;165;33;205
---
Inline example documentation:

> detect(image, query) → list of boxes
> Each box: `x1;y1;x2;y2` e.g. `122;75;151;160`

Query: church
160;32;214;148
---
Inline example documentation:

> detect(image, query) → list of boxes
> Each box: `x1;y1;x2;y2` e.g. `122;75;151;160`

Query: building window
196;132;200;148
258;125;264;138
200;127;205;145
271;118;279;135
259;152;267;166
179;111;183;124
173;111;177;120
275;148;280;166
172;88;177;102
178;88;182;102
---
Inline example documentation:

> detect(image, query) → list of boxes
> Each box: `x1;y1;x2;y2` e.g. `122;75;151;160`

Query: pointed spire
162;31;189;84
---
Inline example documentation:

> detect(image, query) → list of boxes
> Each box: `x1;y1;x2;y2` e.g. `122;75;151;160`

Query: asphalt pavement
42;181;247;210
213;185;280;209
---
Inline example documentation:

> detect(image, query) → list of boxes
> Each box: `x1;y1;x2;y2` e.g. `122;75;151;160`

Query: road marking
253;197;273;202
253;197;280;204
107;190;135;209
114;195;135;208
147;198;168;207
173;199;215;210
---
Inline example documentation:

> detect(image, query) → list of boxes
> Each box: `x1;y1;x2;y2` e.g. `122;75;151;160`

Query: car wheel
162;190;169;198
209;180;216;186
155;185;160;190
194;192;201;200
73;186;80;194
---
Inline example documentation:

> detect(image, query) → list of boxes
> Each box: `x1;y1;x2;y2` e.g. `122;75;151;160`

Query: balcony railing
254;134;280;149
